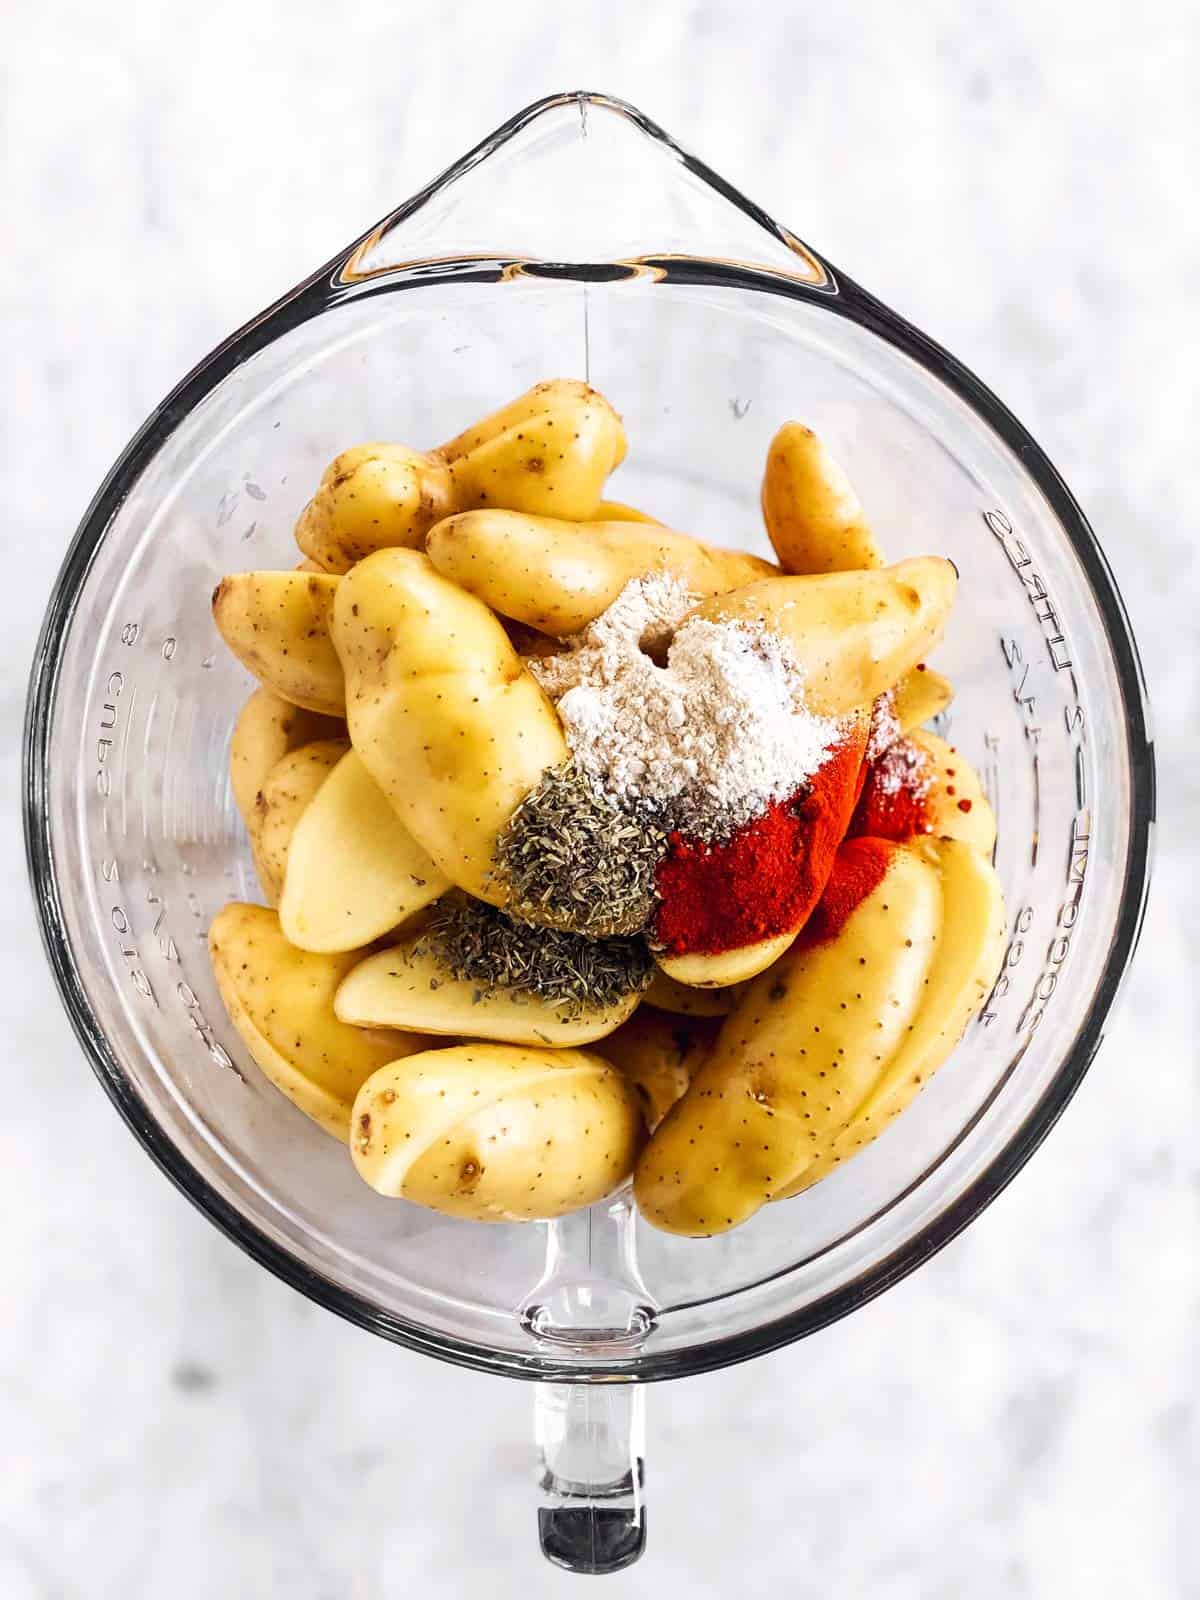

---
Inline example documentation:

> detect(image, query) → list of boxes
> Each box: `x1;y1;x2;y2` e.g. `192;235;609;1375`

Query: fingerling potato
255;737;349;902
208;903;432;1138
350;1043;642;1220
635;842;940;1235
331;549;566;901
279;749;450;952
335;934;640;1048
426;510;775;635
653;932;797;991
228;688;344;828
212;571;344;715
690;558;956;715
892;665;953;733
775;837;1005;1196
761;422;884;574
295;443;455;573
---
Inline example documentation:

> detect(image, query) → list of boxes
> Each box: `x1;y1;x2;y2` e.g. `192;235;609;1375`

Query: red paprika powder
795;837;895;949
653;727;868;956
849;737;933;842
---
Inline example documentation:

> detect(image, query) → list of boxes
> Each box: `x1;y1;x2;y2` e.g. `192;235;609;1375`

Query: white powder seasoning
530;575;846;838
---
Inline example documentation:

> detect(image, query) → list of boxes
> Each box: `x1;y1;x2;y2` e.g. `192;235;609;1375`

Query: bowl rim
23;91;1156;1383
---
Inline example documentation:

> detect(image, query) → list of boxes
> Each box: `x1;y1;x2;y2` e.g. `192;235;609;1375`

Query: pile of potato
209;381;1004;1234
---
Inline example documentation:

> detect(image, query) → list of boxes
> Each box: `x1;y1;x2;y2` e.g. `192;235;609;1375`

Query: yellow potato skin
228;688;344;828
335;935;640;1048
653;932;797;991
634;845;941;1236
691;557;957;716
438;379;626;521
892;666;953;734
255;737;349;903
776;838;1005;1196
330;549;567;902
426;510;775;636
212;571;345;715
295;382;626;573
208;903;431;1139
295;443;455;574
591;500;659;524
597;1008;718;1131
279;749;451;953
350;1043;642;1221
761;423;885;575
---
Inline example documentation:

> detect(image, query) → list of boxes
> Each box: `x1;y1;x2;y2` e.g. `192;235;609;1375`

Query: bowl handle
534;1381;646;1573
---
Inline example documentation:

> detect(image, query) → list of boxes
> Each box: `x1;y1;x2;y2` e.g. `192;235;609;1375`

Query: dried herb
422;895;653;1016
496;764;668;937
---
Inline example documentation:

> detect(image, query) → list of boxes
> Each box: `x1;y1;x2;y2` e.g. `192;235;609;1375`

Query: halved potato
330;549;566;903
761;422;884;575
908;731;996;855
643;969;739;1017
597;1008;718;1130
653;933;797;991
279;749;451;952
335;936;640;1048
208;903;432;1138
255;737;349;902
427;509;774;635
228;687;344;828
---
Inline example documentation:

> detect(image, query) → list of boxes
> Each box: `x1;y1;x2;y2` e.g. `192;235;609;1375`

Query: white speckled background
3;2;1191;1595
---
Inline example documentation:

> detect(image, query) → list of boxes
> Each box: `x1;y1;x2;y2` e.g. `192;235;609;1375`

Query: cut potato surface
212;571;345;715
908;731;997;856
597;1008;718;1131
350;1043;642;1220
280;749;450;952
255;738;349;903
892;666;953;734
654;932;797;990
335;937;640;1048
228;688;344;828
775;838;1005;1197
208;903;431;1139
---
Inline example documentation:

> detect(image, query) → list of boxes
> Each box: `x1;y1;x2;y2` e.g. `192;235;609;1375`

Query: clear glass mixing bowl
24;92;1154;1574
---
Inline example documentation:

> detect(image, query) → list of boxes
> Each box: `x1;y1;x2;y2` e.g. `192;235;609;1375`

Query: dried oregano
496;764;668;937
421;895;652;1016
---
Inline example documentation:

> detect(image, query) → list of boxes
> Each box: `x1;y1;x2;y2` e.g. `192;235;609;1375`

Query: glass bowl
24;92;1154;1573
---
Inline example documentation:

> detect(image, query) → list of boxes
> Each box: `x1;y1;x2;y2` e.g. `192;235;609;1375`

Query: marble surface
2;2;1193;1595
